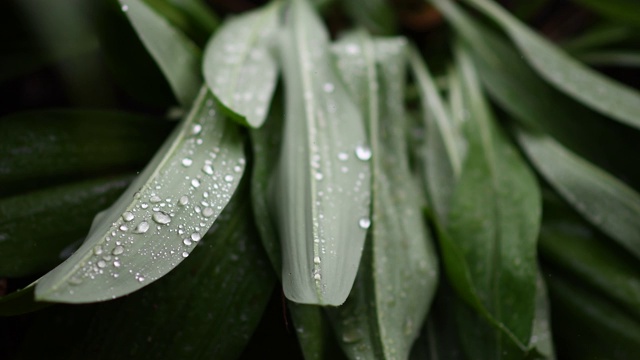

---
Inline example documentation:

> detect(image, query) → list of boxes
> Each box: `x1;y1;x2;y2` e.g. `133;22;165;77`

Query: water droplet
323;83;334;93
191;124;202;135
314;172;324;180
152;211;171;225
97;260;107;268
134;221;150;233
182;158;193;167
150;195;162;203
122;211;134;222
112;245;124;255
355;145;372;161
358;217;371;229
202;207;214;217
202;164;214;175
191;179;201;188
183;238;192;246
224;175;234;182
94;245;103;256
113;260;121;268
182;252;189;258
141;203;149;209
138;276;145;282
233;165;242;173
345;44;360;55
179;196;189;206
314;273;321;280
191;233;201;242
313;256;321;264
337;152;348;161
69;277;83;285
119;225;128;231
121;4;129;12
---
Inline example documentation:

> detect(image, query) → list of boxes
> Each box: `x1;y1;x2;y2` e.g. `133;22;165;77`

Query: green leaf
121;0;202;106
274;0;371;306
203;1;280;128
577;50;640;68
0;284;49;317
14;184;275;359
328;32;438;359
342;0;397;35
517;130;640;262
408;46;465;223
452;0;640;131
442;45;541;349
0;110;170;196
572;0;640;27
35;87;245;303
144;0;219;45
547;273;640;359
0;175;133;278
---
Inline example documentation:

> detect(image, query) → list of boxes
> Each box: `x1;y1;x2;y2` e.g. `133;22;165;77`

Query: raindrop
122;211;134;222
141;203;149;209
345;44;360;55
337;152;348;161
119;225;128;231
152;211;171;225
191;124;202;135
313;256;321;264
314;172;324;181
181;158;193;167
202;164;214;175
182;252;189;258
150;195;162;203
202;207;214;217
224;175;234;182
358;217;371;229
97;260;107;268
134;221;150;234
121;4;128;12
179;196;189;206
183;238;192;246
314;273;322;280
112;245;124;255
233;165;242;173
94;245;104;256
138;276;145;282
355;145;372;161
113;260;121;268
191;233;202;242
323;83;335;93
191;179;201;188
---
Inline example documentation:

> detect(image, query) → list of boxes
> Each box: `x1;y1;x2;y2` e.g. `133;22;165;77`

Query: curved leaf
274;0;371;306
0;110;170;196
203;1;280;128
518;130;640;261
121;0;202;106
35;87;245;303
455;0;640;131
0;284;49;317
443;45;541;349
329;33;438;359
0;175;133;278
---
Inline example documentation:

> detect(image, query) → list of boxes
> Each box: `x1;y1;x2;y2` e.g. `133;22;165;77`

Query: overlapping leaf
35;87;245;303
274;0;371;306
120;0;202;106
203;1;280;128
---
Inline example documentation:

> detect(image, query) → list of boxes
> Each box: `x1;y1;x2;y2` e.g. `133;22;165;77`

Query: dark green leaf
0;110;169;197
0;175;133;278
35;87;245;303
342;0;397;35
572;0;640;27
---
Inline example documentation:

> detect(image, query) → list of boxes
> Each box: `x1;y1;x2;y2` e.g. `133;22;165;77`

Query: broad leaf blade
121;0;202;106
0;110;170;196
15;185;275;359
518;130;640;261
203;2;280;128
456;0;640;131
275;0;371;306
445;45;541;348
329;33;438;359
0;175;133;278
35;87;245;303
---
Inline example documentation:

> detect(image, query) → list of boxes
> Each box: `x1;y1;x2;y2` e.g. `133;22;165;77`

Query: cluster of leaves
2;0;640;358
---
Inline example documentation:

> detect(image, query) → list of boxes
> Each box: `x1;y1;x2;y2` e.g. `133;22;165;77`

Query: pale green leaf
274;0;371;306
443;45;541;349
35;87;245;303
329;32;438;359
454;0;640;131
121;0;202;106
517;130;640;261
203;2;280;128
